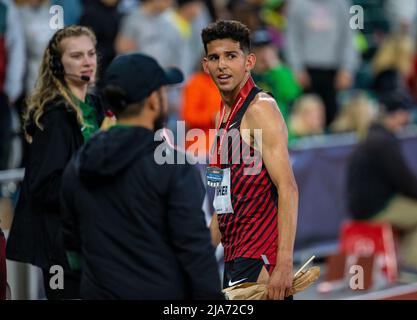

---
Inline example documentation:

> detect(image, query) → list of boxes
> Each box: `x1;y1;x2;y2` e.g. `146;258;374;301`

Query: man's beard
154;110;167;132
153;92;167;131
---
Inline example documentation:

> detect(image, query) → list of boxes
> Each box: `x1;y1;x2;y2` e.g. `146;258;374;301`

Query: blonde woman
6;26;104;300
330;92;378;138
372;33;414;95
372;33;414;77
289;94;326;139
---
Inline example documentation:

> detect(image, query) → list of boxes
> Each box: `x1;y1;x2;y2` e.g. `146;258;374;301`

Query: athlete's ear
245;53;256;72
202;57;209;75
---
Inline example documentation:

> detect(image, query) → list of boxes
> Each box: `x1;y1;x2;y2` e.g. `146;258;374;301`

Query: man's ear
202;57;210;74
245;53;256;72
147;91;160;113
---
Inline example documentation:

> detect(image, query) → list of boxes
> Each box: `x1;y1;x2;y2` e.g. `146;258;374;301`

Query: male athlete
202;20;299;300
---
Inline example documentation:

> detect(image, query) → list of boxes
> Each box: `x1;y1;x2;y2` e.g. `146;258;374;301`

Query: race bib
213;168;234;215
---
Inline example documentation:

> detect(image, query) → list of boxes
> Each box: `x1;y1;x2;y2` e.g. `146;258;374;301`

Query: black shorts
223;257;293;300
223;257;273;289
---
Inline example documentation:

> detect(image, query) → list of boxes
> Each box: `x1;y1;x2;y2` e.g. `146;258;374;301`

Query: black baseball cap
103;53;184;105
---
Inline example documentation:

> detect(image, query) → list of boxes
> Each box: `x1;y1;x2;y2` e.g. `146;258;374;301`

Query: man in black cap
61;53;223;299
347;93;417;269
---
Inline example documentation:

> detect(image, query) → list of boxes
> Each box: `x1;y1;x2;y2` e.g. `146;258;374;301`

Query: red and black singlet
216;86;278;266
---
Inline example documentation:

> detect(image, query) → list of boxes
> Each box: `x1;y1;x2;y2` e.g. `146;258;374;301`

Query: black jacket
61;126;223;300
347;123;417;219
6;95;104;269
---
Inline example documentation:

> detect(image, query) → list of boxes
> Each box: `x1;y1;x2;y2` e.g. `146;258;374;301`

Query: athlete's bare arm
242;93;299;300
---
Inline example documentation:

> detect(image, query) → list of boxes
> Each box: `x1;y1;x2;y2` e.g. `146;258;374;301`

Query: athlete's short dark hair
201;20;251;54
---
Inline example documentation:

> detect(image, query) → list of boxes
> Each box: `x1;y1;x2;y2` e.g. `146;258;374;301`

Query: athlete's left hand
268;262;293;300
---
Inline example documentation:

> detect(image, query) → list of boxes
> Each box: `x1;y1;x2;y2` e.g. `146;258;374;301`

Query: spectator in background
165;0;209;136
6;26;104;300
352;0;389;56
260;0;288;50
251;28;301;127
385;0;417;36
289;94;325;142
181;65;221;154
170;0;212;138
116;0;187;130
230;0;263;33
168;0;204;77
347;93;417;269
286;0;358;126
184;0;213;78
117;0;139;13
15;0;55;94
13;0;54;169
115;0;178;69
0;0;25;171
80;0;122;84
202;0;216;21
372;33;415;102
330;91;378;138
351;0;390;90
51;0;82;25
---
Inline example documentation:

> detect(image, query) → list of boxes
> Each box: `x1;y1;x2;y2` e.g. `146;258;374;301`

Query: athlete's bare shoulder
252;91;277;107
244;91;285;129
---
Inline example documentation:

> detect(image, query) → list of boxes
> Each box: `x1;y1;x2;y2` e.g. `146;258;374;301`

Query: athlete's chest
221;110;255;149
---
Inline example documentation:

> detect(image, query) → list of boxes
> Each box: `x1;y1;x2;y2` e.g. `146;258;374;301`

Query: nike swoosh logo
229;122;238;129
228;278;247;287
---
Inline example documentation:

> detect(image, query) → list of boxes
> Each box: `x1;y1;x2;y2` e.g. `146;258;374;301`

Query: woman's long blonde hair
330;92;378;138
24;25;97;142
372;33;414;76
290;94;325;137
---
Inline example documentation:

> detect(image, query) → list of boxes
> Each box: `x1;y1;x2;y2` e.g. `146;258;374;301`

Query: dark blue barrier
290;129;417;251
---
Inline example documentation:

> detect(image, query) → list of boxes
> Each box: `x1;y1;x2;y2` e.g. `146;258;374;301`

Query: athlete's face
203;38;256;94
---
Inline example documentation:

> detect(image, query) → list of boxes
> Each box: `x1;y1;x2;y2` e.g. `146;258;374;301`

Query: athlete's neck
221;73;251;109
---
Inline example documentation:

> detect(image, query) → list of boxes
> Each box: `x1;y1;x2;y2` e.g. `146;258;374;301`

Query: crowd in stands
1;0;417;298
0;0;417;169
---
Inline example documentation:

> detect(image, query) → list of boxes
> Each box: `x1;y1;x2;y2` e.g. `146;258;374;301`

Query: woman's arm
28;108;76;211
